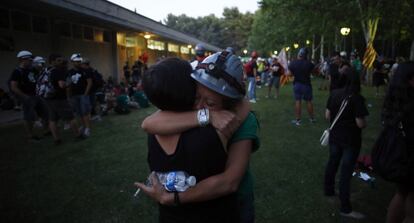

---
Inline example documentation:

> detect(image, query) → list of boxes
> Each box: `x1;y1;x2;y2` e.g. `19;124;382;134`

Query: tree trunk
334;30;339;51
410;40;414;61
311;34;316;61
320;34;325;61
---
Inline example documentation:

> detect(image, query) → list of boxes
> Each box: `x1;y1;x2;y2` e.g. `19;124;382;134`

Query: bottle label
165;172;176;192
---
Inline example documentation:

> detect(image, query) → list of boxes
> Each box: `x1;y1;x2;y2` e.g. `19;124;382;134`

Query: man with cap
9;50;42;141
32;56;50;134
190;43;207;70
288;48;316;126
245;51;259;103
68;53;93;136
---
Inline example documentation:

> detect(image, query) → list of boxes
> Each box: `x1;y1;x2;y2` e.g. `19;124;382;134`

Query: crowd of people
2;43;412;223
5;50;149;145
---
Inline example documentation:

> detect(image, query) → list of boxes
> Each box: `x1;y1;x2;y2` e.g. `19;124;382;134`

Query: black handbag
371;122;409;183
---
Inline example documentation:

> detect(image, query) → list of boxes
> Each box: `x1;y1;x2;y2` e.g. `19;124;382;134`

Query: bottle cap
186;176;196;187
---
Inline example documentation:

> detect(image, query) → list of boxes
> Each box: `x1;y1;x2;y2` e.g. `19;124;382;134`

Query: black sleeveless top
147;125;239;223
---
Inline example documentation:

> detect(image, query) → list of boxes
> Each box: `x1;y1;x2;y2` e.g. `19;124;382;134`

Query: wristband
173;191;180;206
197;108;209;127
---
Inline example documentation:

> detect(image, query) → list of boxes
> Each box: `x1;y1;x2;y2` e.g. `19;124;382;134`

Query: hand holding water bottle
134;171;196;205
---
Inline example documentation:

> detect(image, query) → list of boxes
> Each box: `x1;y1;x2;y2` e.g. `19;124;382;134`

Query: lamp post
306;40;311;45
273;50;278;55
243;49;248;56
340;27;351;52
293;43;299;49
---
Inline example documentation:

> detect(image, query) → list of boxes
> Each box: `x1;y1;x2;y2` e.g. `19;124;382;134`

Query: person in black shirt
68;53;93;137
45;54;83;145
383;62;414;223
328;52;344;91
9;50;41;141
288;48;316;125
132;60;143;83
123;61;130;84
136;58;239;222
267;57;283;98
324;66;368;219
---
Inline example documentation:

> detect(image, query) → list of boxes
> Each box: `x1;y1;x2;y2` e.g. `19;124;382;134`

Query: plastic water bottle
150;171;197;192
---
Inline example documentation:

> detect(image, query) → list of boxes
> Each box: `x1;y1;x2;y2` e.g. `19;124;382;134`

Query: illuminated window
180;46;189;54
191;48;195;55
94;29;103;42
168;43;179;53
147;39;165;51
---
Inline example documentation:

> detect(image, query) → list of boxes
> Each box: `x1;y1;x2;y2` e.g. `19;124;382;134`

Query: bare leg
70;119;81;137
295;101;301;120
387;192;405;223
306;101;314;119
49;121;60;141
24;121;34;138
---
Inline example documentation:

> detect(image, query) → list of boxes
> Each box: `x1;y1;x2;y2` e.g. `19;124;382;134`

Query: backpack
244;61;253;74
36;67;55;99
371;122;409;183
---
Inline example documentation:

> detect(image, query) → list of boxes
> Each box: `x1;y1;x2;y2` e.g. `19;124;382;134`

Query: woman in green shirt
136;50;259;223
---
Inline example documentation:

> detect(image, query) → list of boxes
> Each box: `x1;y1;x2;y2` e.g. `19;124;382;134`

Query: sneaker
249;99;257;103
291;119;301;126
340;211;365;219
83;128;91;137
63;123;71;130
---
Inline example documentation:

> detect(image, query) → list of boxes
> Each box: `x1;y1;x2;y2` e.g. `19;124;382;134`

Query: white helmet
17;50;33;59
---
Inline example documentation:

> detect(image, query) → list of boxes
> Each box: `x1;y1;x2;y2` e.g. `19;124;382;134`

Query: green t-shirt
229;112;260;197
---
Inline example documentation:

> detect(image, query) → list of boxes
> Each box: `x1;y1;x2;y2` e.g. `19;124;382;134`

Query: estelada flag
278;48;292;86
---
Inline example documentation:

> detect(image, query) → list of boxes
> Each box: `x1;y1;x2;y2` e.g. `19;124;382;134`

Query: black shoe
75;134;86;141
54;139;62;145
29;136;41;142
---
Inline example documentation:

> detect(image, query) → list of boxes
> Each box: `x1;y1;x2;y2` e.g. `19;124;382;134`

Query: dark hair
382;61;414;126
143;57;195;111
341;66;360;95
49;53;62;64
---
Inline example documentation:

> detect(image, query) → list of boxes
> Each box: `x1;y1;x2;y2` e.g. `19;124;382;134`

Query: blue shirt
288;59;315;85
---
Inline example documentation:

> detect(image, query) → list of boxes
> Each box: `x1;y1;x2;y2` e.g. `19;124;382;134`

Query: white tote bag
320;98;349;146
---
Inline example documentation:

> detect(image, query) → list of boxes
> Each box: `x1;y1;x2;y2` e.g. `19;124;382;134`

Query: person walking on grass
9;50;42;142
68;53;93;137
288;48;315;126
324;66;368;219
44;54;84;145
267;57;283;99
245;51;258;103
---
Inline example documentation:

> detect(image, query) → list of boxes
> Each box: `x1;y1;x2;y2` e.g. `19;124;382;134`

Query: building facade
0;0;221;89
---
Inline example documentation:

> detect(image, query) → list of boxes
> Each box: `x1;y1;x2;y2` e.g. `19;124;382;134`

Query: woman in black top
384;61;414;223
324;65;369;219
138;58;238;222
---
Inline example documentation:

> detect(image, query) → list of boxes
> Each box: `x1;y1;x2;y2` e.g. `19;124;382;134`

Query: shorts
70;95;91;116
269;76;280;88
293;82;313;101
46;99;74;122
35;97;49;122
20;96;38;122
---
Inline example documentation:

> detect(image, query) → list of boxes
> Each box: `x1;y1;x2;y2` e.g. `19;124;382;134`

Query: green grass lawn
0;79;395;223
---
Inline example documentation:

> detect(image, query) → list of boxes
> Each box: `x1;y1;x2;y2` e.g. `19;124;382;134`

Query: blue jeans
261;72;268;85
247;77;256;100
324;142;360;213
